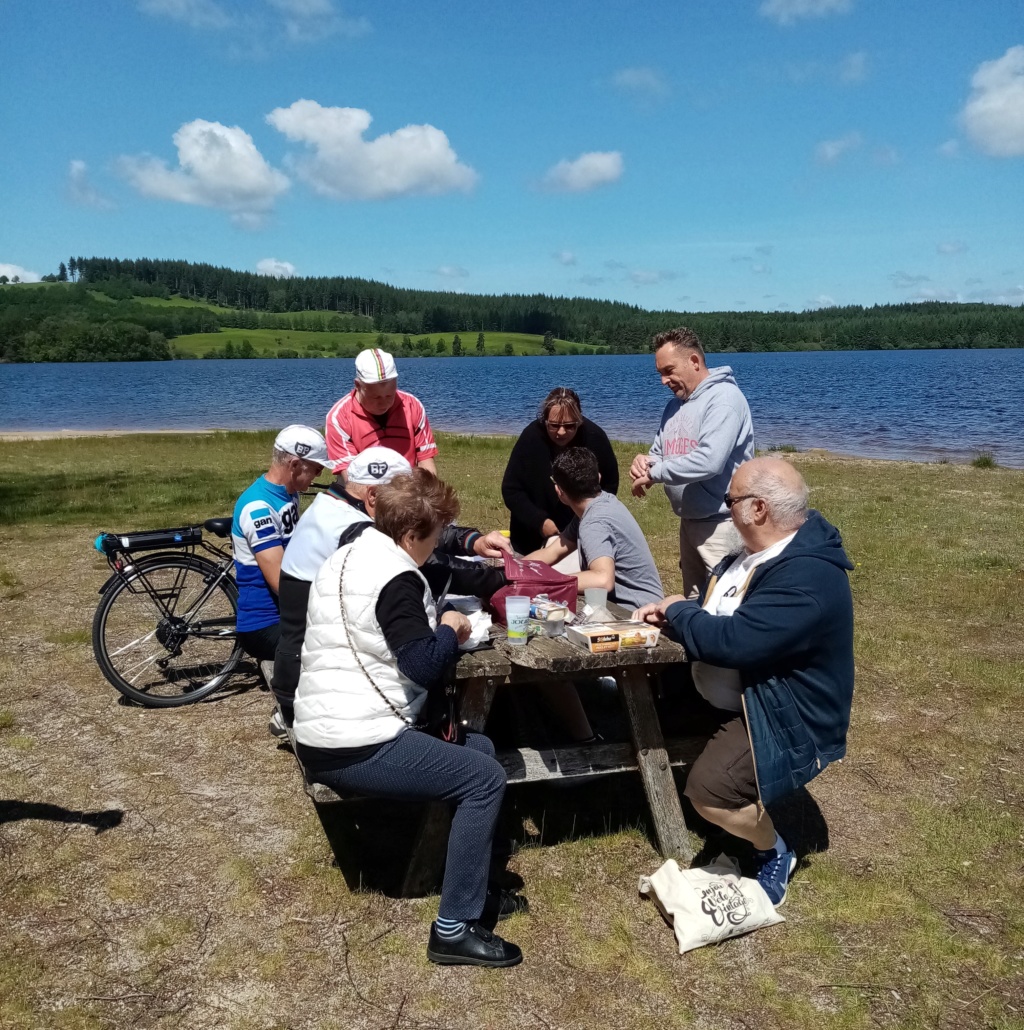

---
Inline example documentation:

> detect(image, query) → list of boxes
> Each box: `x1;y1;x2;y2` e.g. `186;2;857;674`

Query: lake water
3;349;1023;466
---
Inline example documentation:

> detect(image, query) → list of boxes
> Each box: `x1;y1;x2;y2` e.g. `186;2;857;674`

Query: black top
500;416;620;554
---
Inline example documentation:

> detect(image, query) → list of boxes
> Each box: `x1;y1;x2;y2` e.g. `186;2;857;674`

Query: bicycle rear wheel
92;554;242;707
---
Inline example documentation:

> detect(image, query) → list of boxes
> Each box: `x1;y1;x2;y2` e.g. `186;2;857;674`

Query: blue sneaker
754;847;797;906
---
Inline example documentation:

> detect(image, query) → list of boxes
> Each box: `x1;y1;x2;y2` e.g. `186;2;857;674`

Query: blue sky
1;0;1022;311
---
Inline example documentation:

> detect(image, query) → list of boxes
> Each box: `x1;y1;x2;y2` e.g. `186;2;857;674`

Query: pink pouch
489;552;578;626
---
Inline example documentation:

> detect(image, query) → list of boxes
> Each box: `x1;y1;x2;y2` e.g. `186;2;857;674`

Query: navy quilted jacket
665;510;855;806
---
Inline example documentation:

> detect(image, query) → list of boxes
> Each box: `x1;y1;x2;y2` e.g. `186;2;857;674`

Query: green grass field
170;328;599;359
0;433;1022;1029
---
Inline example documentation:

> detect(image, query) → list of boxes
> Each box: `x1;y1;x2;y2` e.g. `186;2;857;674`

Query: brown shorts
683;713;759;810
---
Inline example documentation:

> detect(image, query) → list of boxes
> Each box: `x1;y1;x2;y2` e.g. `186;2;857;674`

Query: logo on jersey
367;461;389;479
251;507;276;539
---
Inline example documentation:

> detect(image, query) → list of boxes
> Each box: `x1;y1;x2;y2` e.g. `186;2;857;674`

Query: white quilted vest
294;527;436;749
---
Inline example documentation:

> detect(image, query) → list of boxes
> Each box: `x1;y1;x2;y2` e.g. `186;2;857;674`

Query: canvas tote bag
639;855;784;954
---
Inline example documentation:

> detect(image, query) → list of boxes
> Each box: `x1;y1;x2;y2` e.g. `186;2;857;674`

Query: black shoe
427;921;523;967
485;885;530;922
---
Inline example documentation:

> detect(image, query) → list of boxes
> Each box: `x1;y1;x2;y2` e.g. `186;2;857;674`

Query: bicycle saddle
204;517;232;538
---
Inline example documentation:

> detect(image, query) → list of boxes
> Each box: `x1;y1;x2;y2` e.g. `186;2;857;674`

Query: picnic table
264;604;703;896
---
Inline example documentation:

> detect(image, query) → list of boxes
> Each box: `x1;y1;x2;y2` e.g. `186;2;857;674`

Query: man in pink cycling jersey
325;348;438;478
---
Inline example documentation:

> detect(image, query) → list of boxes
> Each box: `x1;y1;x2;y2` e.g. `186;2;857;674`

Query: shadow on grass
0;800;123;834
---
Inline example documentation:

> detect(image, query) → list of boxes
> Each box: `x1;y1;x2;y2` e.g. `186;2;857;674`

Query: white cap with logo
346;446;413;486
354;348;398;383
274;424;339;470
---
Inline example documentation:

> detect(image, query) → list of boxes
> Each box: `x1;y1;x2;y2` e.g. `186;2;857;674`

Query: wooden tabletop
454;600;688;679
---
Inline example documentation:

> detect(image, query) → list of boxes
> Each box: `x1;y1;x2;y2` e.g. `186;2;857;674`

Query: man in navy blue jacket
636;457;854;906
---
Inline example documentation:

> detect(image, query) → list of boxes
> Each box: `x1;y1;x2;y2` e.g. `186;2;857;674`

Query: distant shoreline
1;428;1013;469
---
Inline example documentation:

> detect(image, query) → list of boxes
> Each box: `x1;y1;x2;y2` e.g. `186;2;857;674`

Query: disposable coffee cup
505;596;531;646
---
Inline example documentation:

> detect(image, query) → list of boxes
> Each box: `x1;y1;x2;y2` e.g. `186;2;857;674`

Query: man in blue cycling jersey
232;425;336;662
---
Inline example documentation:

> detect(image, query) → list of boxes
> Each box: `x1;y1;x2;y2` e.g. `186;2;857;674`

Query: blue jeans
310;729;506;922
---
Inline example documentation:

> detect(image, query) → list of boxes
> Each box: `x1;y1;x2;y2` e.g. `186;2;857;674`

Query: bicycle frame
98;538;237;641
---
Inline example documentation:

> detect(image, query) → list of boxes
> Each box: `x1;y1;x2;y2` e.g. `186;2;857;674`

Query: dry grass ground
1;433;1022;1030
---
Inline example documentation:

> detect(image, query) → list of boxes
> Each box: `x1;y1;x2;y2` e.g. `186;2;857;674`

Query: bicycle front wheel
92;554;242;707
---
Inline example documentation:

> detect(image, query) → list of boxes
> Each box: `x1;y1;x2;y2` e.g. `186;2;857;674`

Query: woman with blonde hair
294;469;523;967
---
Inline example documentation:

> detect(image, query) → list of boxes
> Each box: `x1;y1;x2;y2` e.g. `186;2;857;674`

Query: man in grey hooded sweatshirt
630;327;754;597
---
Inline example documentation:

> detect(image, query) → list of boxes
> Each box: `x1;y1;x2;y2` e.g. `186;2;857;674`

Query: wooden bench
259;617;701;896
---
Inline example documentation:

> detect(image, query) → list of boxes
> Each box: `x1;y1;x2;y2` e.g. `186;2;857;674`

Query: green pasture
0;433;1022;1029
170;328;598;359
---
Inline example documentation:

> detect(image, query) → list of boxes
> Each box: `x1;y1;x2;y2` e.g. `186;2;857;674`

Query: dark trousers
237;622;280;663
311;730;506;923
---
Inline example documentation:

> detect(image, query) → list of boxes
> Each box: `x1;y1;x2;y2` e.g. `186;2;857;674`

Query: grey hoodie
648;366;754;520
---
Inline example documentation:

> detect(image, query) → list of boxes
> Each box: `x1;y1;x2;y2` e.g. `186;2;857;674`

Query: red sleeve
410;395;438;463
325;396;359;470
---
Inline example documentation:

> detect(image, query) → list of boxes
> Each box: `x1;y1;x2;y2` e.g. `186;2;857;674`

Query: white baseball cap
274;425;339;470
346;446;412;486
354;348;398;383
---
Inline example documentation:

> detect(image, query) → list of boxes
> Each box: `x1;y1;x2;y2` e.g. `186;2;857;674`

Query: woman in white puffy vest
293;469;524;968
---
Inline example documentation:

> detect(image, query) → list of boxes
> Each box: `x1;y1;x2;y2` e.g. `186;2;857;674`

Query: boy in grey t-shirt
526;447;663;611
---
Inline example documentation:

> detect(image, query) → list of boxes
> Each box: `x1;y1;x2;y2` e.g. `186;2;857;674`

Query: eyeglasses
724;493;758;508
545;420;581;430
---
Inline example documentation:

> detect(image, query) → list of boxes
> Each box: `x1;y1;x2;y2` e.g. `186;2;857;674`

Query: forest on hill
1;255;1022;363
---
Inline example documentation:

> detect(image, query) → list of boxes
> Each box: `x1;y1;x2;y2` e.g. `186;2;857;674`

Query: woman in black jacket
501;387;619;554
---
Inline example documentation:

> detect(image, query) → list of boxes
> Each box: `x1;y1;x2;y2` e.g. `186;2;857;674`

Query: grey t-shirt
565;492;664;610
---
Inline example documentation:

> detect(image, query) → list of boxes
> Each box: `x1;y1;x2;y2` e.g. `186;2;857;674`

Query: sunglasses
545;420;581;430
724;493;758;508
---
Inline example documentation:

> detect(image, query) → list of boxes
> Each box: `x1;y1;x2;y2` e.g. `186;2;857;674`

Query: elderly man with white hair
636;457;855;907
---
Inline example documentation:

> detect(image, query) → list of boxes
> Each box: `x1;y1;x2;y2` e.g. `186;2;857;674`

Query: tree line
1;255;1022;363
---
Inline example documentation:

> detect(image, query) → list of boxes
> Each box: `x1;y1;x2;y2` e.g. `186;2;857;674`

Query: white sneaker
268;710;289;740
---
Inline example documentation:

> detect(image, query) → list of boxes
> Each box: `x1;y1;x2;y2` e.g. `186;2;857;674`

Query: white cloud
265;0;369;42
138;0;231;29
541;151;623;193
0;263;42;283
838;51;868;84
809;293;837;308
760;0;852;26
257;257;296;277
433;265;469;279
554;250;577;266
67;159;115;209
815;131;862;164
612;67;670;99
138;0;369;47
966;284;1024;304
266;100;477;201
937;241;968;255
629;269;678;286
752;264;772;274
937;138;961;158
960;45;1024;157
118;119;289;227
889;271;931;289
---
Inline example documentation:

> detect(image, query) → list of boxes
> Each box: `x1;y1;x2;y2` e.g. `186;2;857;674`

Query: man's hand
632;594;687;626
440;610;472;644
631;474;653;498
629;454;652;481
473;530;513;558
540;518;560;540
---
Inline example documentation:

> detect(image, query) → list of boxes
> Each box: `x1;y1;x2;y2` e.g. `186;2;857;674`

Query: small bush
971;451;997;469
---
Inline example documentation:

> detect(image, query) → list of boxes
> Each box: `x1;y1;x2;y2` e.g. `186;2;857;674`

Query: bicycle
92;518;244;707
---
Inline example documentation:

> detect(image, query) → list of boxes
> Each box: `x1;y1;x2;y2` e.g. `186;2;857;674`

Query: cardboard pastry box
566;621;661;654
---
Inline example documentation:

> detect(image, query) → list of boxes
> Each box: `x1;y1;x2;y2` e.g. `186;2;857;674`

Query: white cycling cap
274;425;339;470
346;446;413;486
354;348;398;383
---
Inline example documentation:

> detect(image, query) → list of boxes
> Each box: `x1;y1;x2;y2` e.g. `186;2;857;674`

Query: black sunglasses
724;493;758;508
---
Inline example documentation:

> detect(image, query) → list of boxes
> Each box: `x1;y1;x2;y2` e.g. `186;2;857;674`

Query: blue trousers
311;729;506;922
